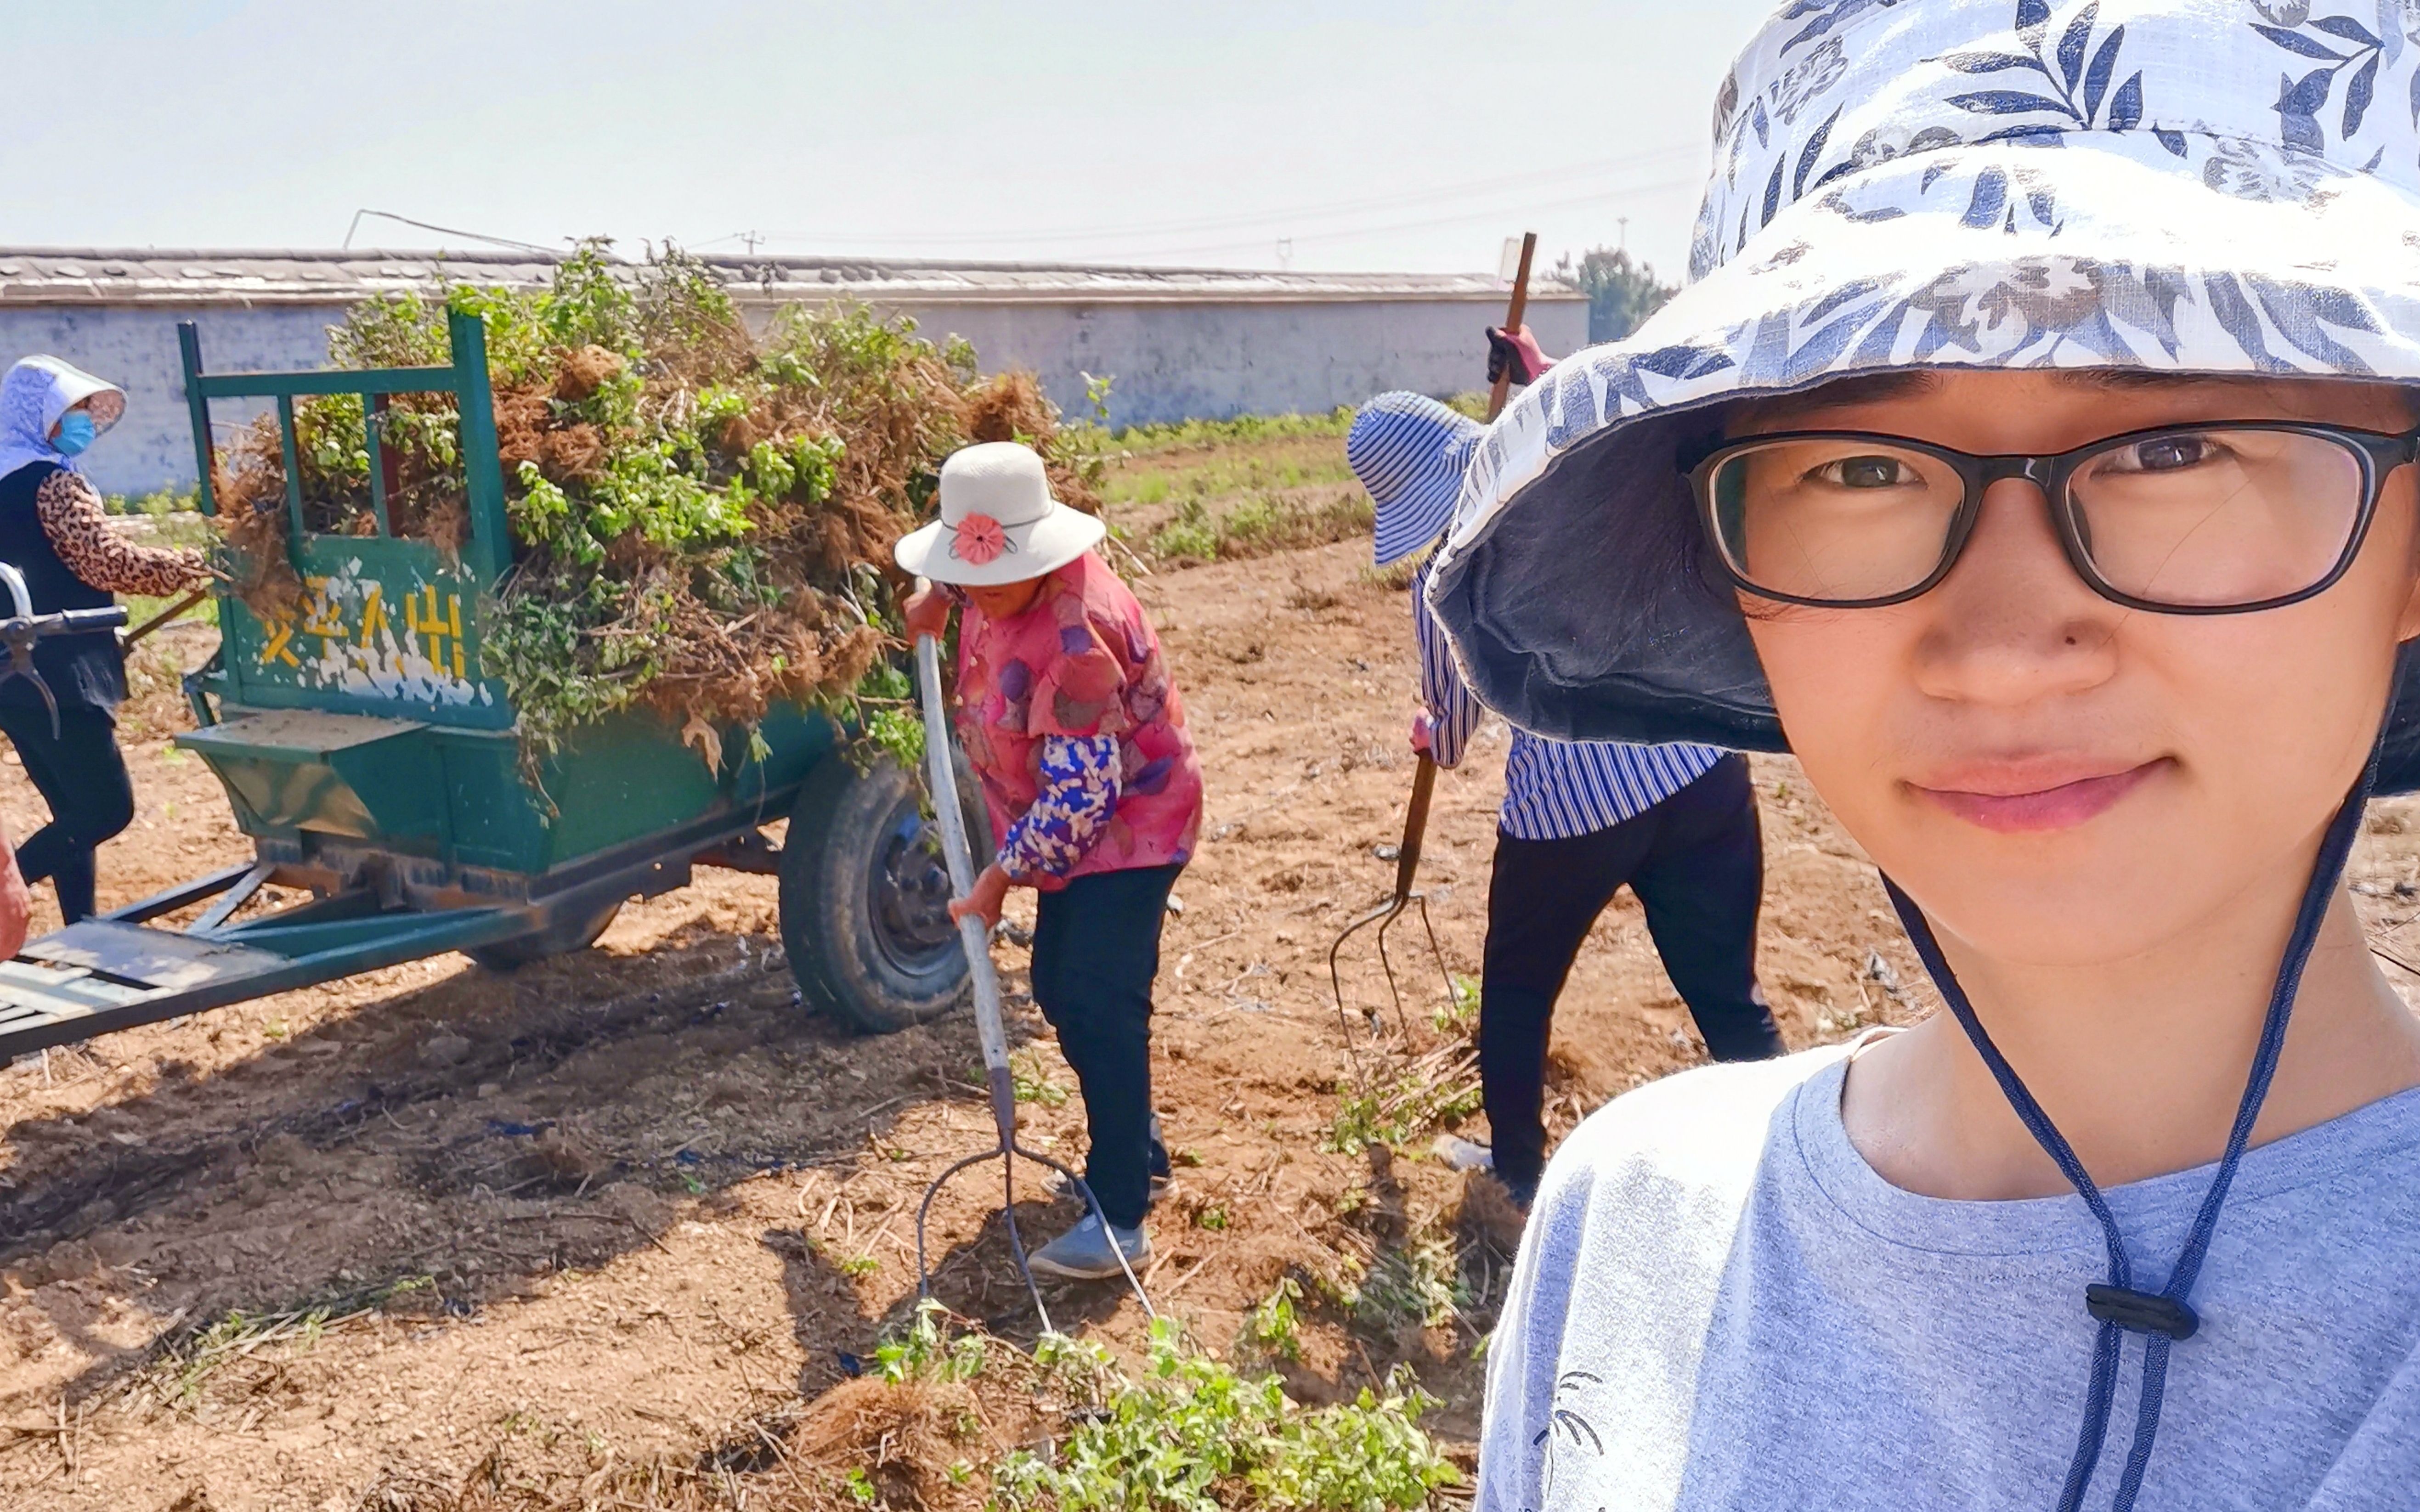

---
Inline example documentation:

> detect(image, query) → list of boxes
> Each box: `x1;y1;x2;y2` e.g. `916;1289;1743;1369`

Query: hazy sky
21;1;1781;281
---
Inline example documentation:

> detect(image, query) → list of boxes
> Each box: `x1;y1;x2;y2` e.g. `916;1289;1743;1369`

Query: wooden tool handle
1393;754;1439;903
1484;231;1541;423
123;585;210;649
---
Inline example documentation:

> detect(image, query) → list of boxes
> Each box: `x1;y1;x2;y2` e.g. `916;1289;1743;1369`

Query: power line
341;209;559;255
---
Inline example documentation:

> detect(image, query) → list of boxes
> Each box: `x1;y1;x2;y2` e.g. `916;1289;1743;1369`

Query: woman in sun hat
1350;385;1783;1218
1415;1;2420;1507
896;440;1203;1282
0;356;208;925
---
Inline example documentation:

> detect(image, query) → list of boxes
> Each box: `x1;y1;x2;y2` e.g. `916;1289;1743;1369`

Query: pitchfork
908;623;1153;1331
1326;231;1539;1080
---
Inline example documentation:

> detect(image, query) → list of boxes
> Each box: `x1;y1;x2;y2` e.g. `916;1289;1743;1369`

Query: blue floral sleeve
996;733;1123;880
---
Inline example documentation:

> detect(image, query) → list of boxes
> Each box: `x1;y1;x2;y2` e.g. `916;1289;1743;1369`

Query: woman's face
47;398;90;444
965;577;1046;620
1734;370;2420;966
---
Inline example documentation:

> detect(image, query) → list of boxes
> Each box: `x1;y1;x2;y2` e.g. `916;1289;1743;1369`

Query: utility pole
1618;216;1629;253
1276;237;1295;271
741;230;763;255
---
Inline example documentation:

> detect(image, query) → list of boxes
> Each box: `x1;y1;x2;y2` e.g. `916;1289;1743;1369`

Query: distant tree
1557;248;1680;344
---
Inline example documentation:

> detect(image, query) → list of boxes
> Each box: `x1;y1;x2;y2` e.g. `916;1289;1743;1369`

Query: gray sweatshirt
1478;1045;2420;1510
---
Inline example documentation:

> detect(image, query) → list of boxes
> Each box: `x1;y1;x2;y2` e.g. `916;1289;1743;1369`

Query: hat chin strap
1880;733;2384;1512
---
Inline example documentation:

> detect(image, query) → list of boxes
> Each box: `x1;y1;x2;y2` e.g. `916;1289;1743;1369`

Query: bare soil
7;516;2420;1510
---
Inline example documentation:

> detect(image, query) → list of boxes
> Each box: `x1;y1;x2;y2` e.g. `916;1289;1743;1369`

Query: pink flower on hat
952;512;1010;566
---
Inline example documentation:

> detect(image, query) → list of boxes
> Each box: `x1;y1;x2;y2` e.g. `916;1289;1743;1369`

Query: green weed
135;1276;433;1410
876;1301;989;1383
103;487;199;518
1348;1233;1468;1337
1241;1276;1304;1361
1012;1050;1071;1108
1322;1056;1483;1157
1145;490;1372;566
848;1303;1458;1511
1432;975;1481;1034
1113;408;1354;455
996;1317;1456;1512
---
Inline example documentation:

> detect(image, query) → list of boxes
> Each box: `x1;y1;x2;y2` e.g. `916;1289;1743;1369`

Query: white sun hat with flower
1423;0;2420;788
893;441;1105;587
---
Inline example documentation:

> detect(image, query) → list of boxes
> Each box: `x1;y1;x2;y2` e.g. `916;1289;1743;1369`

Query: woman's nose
1911;477;2120;705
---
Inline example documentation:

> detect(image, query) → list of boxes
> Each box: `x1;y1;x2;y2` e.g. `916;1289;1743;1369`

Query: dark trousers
1029;862;1182;1230
1481;752;1781;1205
0;702;134;925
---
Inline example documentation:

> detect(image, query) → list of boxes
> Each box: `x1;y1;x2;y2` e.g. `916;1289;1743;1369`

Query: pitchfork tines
1328;754;1457;1080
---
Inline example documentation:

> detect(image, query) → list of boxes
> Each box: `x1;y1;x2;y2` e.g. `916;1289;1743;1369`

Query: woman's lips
1911;760;2164;834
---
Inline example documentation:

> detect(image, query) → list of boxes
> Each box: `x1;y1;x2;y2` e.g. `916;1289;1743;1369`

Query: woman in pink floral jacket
898;442;1203;1281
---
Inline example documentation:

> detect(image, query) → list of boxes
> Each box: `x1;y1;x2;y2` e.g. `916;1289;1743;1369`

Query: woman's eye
2112;434;2218;473
1815;455;1909;488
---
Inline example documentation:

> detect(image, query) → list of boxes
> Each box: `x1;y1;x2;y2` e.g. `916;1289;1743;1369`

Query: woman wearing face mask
0;357;208;925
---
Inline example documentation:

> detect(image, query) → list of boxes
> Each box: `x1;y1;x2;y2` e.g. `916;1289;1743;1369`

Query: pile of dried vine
215;243;1103;766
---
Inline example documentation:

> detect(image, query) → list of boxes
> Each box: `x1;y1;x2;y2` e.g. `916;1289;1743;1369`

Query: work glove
1485;324;1554;386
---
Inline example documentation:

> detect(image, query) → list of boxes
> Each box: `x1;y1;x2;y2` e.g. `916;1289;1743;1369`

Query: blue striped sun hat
1351;392;1478;568
1424;0;2420;790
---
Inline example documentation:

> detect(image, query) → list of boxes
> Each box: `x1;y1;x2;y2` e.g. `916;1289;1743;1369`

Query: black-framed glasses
1685;421;2420;613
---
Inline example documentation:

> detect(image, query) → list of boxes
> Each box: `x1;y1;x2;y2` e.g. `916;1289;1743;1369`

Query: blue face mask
51;411;96;457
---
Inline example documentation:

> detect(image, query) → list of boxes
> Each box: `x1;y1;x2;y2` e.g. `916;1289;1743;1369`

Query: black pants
1481;753;1781;1205
0;702;134;925
1029;863;1182;1230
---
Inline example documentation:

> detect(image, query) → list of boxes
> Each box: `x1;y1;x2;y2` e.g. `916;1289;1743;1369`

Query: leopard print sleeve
34;471;208;598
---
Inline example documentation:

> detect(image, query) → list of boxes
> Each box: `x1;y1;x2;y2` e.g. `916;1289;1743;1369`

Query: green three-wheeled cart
0;311;976;1061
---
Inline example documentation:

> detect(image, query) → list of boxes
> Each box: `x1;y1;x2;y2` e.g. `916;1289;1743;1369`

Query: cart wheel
467;898;625;972
780;751;988;1034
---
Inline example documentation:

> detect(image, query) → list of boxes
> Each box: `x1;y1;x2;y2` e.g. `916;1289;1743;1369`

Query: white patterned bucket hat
1425;0;2420;787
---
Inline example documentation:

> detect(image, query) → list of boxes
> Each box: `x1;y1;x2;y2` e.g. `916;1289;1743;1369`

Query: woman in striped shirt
1349;385;1783;1212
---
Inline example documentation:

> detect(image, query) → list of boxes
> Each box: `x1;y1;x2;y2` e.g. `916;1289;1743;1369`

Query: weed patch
995;1316;1455;1512
125;1275;435;1413
1323;1047;1483;1157
1146;490;1372;567
1114;408;1354;455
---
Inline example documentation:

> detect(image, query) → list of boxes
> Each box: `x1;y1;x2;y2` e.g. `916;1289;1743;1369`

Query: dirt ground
9;464;2420;1509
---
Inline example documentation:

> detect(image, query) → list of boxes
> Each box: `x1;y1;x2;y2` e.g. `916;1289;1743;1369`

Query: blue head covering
0;356;126;485
1349;393;1480;569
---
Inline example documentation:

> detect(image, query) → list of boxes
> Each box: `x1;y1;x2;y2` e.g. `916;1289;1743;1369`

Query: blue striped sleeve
1413;556;1482;769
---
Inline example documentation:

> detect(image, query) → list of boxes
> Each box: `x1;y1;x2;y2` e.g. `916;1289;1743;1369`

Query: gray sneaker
1028;1213;1151;1282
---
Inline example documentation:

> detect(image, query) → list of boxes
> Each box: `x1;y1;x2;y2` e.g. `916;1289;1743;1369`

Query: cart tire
467;899;624;972
780;752;986;1034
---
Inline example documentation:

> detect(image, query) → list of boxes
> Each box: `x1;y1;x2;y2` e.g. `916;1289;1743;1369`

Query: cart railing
180;308;512;586
178;310;516;730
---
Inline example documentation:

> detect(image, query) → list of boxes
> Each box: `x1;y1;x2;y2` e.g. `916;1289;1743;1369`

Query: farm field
10;421;2420;1510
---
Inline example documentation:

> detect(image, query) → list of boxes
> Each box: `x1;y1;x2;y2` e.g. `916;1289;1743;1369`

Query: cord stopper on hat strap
2086;1285;2200;1342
